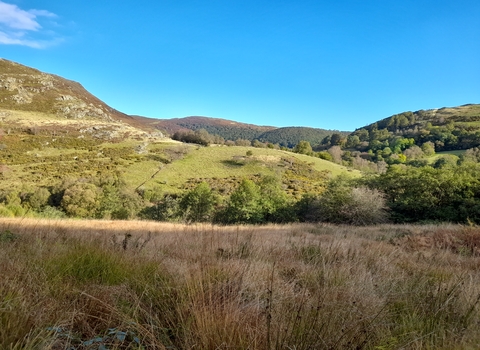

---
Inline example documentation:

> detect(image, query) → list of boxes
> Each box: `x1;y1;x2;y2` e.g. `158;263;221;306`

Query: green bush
179;182;216;223
302;176;388;225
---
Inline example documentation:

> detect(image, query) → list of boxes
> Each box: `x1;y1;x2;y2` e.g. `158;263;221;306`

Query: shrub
179;182;216;223
215;178;263;224
311;176;388;225
61;182;100;218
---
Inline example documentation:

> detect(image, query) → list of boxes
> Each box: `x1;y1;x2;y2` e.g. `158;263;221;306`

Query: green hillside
125;145;355;195
351;104;480;153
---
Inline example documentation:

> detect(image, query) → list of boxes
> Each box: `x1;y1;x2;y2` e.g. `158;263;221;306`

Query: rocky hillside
0;59;161;139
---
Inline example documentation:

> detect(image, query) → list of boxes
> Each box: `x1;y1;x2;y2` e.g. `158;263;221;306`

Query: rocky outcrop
0;59;166;140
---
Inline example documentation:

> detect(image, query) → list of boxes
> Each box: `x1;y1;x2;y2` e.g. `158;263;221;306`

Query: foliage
61;182;101;218
257;127;348;148
139;194;180;222
179;182;217;222
172;129;213;146
216;179;263;224
293;140;313;155
346;105;480;163
365;163;480;223
299;175;388;225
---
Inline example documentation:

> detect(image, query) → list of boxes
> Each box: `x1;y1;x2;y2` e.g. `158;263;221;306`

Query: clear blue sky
1;0;479;131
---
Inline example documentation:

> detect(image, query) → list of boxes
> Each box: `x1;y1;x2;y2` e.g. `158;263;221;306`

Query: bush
179;182;216;223
139;194;180;222
61;182;100;218
215;179;263;224
308;176;389;225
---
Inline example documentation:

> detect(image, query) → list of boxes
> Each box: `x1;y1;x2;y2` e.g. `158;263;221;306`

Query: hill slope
351;104;480;152
149;116;348;147
0;58;160;138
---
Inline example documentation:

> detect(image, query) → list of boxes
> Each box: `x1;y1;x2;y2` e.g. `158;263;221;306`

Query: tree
179;182;216;222
216;179;263;224
61;182;100;218
329;133;343;146
258;175;293;222
403;145;424;160
297;176;388;225
421;141;435;156
294;140;313;155
364;164;480;223
26;188;50;211
328;146;343;164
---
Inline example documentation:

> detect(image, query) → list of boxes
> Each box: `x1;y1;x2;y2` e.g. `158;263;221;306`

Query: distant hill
146;116;275;141
149;116;348;147
257;126;349;148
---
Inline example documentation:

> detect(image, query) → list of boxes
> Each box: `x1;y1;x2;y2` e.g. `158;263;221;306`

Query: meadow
2;218;480;349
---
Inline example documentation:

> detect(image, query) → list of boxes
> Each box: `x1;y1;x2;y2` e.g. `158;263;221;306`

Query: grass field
2;218;480;349
126;144;357;193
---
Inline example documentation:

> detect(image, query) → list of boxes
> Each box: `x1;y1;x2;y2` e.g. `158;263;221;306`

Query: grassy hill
124;144;355;195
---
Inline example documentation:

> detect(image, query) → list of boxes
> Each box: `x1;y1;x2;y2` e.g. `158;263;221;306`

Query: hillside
0;58;159;138
0;59;358;223
149;116;347;146
350;104;480;152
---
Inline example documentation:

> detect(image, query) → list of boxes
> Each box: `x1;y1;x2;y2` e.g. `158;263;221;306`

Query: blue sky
1;0;479;131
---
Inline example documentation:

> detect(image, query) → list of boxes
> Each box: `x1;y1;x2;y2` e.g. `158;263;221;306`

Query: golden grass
2;218;480;349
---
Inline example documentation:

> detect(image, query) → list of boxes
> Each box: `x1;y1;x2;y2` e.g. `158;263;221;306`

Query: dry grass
1;218;480;349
